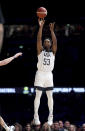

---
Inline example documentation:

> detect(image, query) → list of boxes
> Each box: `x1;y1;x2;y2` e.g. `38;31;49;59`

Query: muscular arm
0;52;22;66
49;23;57;55
37;19;45;55
0;116;9;130
37;26;43;55
0;56;15;66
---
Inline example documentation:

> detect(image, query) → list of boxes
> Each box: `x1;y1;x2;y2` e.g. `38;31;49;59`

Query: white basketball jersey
37;50;55;72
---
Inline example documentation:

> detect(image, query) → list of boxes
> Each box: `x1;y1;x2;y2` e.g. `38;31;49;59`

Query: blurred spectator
69;125;76;131
4;24;85;40
41;122;51;131
80;123;85;131
33;125;41;131
65;24;70;37
51;124;54;131
14;122;23;131
59;121;64;131
53;121;59;131
25;123;31;131
64;121;70;131
0;4;4;52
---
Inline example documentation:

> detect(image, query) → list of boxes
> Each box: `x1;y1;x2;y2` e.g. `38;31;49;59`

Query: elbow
37;36;41;41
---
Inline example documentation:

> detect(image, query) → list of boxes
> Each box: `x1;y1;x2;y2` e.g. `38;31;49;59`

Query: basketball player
0;116;15;131
0;53;22;131
0;4;5;52
34;18;57;126
0;52;22;66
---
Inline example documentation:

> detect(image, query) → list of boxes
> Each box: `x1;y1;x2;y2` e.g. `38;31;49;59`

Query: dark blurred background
0;0;85;127
0;0;85;87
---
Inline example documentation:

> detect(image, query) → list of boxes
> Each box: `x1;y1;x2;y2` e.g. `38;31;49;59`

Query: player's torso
37;50;55;72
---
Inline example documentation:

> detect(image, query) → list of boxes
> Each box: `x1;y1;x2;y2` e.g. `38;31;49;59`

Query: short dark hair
44;38;52;43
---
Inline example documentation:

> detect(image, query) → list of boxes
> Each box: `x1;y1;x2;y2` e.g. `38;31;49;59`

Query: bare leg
0;116;10;131
34;89;42;125
46;90;53;125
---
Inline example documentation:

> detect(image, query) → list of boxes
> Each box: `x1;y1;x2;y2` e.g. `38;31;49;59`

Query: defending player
0;52;22;66
0;116;15;131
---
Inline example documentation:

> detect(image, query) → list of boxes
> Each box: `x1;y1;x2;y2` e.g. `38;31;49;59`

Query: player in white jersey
33;18;57;126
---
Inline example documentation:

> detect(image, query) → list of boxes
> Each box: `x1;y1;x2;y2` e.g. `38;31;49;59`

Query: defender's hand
13;52;22;59
49;22;55;31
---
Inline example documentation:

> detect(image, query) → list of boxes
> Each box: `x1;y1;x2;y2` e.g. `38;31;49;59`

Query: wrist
50;30;54;34
39;26;43;29
50;29;54;32
13;55;16;59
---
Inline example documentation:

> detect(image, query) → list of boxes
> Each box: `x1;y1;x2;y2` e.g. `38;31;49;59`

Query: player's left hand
14;52;22;58
49;22;55;31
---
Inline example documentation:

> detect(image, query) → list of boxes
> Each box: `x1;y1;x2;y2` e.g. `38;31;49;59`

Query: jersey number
43;58;50;65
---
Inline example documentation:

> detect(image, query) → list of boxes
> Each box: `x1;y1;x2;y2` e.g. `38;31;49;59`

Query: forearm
0;116;9;130
0;56;15;66
50;30;57;44
51;30;57;54
37;27;43;40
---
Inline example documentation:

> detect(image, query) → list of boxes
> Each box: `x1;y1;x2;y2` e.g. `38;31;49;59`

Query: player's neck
44;47;50;52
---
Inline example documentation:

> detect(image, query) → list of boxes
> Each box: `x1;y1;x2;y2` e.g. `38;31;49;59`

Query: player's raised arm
37;18;45;55
49;23;57;55
0;52;22;66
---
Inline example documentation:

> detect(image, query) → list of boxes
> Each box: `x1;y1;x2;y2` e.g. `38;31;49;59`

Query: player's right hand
38;18;45;28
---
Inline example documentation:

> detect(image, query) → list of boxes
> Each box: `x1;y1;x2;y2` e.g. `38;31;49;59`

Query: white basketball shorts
34;70;53;88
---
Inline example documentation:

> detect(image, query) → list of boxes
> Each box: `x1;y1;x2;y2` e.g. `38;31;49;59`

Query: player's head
43;38;52;51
